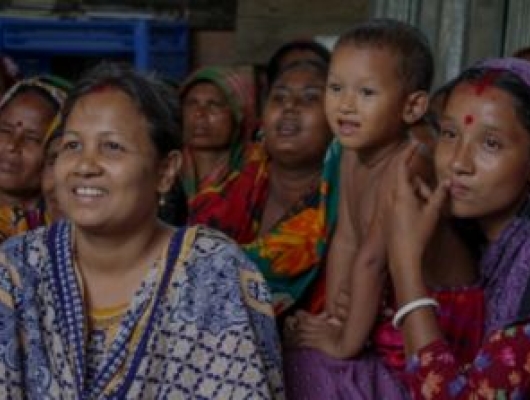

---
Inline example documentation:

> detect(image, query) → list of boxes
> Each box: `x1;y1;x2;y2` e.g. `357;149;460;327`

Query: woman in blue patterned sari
0;62;284;399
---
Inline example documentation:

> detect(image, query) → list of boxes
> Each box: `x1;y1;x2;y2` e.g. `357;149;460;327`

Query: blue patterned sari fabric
0;221;284;399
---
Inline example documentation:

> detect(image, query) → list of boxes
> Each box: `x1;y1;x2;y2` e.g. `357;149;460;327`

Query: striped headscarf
0;75;70;141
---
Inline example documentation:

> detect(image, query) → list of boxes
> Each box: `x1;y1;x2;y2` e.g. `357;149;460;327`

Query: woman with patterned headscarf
179;65;258;200
0;75;70;242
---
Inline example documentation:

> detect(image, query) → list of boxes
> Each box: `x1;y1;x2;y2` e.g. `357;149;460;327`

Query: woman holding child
387;57;530;398
285;18;530;398
284;18;484;399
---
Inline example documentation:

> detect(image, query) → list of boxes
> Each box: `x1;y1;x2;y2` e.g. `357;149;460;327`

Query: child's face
436;81;530;240
325;43;407;152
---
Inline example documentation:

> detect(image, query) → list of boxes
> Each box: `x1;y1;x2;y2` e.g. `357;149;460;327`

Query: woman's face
182;82;234;151
55;87;176;234
435;81;530;239
42;135;62;221
262;66;332;168
0;91;56;203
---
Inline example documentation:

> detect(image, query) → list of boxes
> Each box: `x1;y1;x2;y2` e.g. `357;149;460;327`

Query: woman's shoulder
186;224;250;263
183;224;265;276
180;224;272;302
507;217;530;263
0;225;51;282
187;223;237;245
1;225;49;256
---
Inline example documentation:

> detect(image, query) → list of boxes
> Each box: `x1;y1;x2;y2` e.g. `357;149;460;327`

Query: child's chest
348;168;385;235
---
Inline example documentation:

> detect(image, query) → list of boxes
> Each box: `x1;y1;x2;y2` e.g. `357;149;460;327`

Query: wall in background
235;0;368;66
372;0;530;88
2;0;530;85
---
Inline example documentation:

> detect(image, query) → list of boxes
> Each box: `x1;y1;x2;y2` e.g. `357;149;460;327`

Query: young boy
309;17;433;352
284;19;481;399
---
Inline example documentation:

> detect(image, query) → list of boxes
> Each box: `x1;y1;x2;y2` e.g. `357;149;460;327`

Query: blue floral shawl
0;221;284;399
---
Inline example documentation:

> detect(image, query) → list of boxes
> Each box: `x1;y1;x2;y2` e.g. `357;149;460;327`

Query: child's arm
292;181;388;359
292;144;434;358
324;151;359;317
336;142;435;355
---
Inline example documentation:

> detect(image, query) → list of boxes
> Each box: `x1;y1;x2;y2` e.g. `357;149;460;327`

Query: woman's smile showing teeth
73;187;106;197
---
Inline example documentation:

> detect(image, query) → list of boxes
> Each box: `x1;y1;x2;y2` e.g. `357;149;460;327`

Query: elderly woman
179;65;258;199
0;62;284;398
0;75;69;241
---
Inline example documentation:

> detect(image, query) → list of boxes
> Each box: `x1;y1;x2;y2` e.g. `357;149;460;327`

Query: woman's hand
384;143;449;274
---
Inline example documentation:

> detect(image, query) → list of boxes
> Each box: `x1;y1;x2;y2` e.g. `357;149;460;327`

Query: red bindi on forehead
471;70;502;95
464;114;474;126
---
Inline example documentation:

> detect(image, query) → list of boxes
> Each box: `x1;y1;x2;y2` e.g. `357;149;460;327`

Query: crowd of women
0;17;528;399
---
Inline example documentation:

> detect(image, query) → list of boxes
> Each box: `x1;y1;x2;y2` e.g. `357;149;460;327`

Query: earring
159;194;166;207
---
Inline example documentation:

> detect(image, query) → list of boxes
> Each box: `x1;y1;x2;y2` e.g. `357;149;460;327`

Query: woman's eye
270;90;288;104
25;133;43;145
302;90;323;103
484;136;502;151
439;128;457;139
206;100;227;113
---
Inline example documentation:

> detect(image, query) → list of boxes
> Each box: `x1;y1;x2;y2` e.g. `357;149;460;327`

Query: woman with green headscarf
179;65;258;200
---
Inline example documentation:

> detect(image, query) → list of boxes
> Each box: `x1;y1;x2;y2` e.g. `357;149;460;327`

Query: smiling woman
0;75;68;242
0;62;284;399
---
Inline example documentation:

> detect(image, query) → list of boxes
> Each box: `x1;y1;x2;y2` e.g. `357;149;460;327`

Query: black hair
270;58;329;87
443;67;530;134
513;46;530;61
157;180;188;226
266;39;331;87
61;61;182;158
335;18;434;93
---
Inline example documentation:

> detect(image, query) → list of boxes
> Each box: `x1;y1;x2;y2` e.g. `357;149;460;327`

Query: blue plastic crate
0;16;189;80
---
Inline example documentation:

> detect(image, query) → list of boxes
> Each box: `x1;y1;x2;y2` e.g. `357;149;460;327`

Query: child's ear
402;91;429;125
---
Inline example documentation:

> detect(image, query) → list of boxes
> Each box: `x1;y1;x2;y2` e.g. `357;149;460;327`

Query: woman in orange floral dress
189;59;333;317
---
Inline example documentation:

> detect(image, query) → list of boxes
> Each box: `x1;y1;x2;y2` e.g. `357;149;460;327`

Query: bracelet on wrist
392;297;439;329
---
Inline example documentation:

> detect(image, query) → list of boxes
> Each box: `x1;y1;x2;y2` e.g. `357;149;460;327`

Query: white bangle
392;297;439;329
